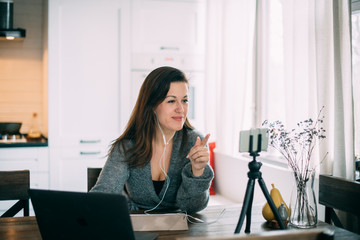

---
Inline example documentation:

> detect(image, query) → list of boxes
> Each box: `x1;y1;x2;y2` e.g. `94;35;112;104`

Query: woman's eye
166;99;188;104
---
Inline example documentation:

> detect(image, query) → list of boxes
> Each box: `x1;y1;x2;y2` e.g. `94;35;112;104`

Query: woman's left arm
176;162;214;214
176;133;213;213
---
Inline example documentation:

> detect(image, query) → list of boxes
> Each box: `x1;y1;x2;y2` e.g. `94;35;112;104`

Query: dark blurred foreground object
319;174;360;233
0;170;30;217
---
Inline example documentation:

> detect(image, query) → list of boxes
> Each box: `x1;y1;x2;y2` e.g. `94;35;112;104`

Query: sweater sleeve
176;162;214;214
90;144;129;194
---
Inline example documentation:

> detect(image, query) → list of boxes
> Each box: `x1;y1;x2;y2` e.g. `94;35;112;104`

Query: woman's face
154;82;189;134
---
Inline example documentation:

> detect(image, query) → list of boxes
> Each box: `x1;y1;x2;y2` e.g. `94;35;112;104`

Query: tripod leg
234;178;255;234
257;178;286;229
245;186;255;233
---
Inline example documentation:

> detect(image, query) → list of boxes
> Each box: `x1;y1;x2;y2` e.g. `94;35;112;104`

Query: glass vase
289;170;317;228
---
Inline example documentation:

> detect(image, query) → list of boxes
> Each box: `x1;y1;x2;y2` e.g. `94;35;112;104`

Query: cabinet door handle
80;139;101;144
80;151;101;155
160;46;179;51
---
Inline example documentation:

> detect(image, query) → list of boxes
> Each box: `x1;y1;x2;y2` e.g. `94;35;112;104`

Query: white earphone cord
145;113;174;214
146;113;225;225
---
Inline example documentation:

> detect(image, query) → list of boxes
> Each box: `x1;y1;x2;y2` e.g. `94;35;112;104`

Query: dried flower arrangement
262;107;327;228
262;107;327;178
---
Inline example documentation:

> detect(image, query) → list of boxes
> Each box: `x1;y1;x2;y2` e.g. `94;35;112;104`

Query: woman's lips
172;116;183;121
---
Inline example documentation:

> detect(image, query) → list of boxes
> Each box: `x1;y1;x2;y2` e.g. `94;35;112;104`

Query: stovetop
0;134;27;143
0;134;48;147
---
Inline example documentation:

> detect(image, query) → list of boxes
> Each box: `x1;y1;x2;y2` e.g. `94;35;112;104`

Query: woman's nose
175;101;184;113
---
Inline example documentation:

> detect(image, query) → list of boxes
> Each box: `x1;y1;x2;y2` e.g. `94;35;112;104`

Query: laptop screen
29;189;158;240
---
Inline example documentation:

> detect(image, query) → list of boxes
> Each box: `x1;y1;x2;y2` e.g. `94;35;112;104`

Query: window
258;0;286;126
207;0;355;171
352;0;360;158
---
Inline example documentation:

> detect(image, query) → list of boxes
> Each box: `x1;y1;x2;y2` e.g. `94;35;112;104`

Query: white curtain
281;0;354;178
205;0;257;154
313;1;357;231
205;0;354;179
314;0;353;179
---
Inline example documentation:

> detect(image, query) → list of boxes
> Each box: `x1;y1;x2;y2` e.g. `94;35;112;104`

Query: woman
91;66;214;214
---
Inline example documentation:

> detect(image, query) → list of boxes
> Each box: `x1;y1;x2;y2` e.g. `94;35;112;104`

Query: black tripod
234;134;286;234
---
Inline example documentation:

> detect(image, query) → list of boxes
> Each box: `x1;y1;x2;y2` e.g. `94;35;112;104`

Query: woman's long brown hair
109;66;194;168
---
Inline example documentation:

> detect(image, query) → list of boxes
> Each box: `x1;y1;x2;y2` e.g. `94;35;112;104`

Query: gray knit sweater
90;129;214;214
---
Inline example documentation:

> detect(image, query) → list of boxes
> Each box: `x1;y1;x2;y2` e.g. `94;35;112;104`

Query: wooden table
1;204;359;240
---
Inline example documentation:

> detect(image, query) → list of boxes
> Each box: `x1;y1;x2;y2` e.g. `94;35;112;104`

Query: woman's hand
187;134;211;177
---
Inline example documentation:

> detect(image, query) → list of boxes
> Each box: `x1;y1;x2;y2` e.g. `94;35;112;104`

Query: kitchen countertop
0;138;48;148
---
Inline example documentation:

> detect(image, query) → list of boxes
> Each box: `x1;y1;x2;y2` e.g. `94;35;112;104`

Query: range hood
0;0;26;40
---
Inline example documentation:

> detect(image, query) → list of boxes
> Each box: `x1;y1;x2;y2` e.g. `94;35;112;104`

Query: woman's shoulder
112;137;134;146
109;138;134;155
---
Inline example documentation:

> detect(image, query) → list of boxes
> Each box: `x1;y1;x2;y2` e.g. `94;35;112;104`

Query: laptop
29;189;158;240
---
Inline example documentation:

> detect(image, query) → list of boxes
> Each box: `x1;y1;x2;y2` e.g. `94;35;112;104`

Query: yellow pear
262;184;290;221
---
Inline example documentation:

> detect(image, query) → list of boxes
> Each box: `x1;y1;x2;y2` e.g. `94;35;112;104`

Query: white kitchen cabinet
130;0;206;71
48;0;131;147
0;147;49;173
131;0;206;56
49;147;107;191
48;0;131;190
131;54;205;72
0;147;49;216
186;71;205;131
130;0;207;131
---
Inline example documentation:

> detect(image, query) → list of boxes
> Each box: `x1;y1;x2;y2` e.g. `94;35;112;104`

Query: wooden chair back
319;174;360;228
87;168;102;192
0;170;30;217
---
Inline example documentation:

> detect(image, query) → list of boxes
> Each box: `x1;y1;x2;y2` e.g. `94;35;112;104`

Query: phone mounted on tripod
235;128;286;234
